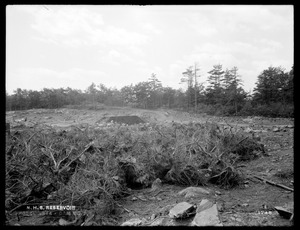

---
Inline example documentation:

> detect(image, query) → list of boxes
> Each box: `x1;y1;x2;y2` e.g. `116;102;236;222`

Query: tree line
6;64;294;118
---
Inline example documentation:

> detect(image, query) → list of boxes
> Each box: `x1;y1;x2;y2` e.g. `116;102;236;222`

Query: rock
287;124;294;128
215;190;221;195
241;203;249;207
169;202;196;219
273;127;280;132
121;218;143;226
79;154;86;163
150;214;156;220
112;176;120;181
244;127;253;133
137;195;147;201
235;217;242;222
252;129;262;133
243;118;254;124
196;199;214;213
178;187;210;198
191;204;223;226
274;206;293;219
59;218;73;226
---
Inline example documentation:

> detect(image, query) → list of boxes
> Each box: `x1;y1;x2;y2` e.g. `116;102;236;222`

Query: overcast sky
6;5;293;95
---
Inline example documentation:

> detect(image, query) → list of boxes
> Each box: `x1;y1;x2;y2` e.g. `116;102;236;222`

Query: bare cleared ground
6;107;294;226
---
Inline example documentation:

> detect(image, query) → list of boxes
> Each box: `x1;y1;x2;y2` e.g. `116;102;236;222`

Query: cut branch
57;144;92;174
253;175;294;192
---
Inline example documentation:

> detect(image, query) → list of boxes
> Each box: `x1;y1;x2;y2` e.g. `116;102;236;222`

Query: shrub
250;103;294;118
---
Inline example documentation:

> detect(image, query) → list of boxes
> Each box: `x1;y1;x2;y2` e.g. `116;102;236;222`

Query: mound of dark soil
107;116;145;125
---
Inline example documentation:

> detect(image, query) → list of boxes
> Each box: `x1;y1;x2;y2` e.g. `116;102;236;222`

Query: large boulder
178;186;210;198
191;204;222;226
169;202;196;219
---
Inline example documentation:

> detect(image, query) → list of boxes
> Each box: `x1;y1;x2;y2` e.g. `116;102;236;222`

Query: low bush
239;102;294;118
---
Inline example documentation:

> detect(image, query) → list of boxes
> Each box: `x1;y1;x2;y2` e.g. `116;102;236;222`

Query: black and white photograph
5;5;293;226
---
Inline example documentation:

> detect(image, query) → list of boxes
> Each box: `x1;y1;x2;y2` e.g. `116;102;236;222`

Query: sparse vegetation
6;120;266;224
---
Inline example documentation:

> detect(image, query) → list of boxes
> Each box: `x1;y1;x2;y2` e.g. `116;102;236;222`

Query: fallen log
253;175;294;192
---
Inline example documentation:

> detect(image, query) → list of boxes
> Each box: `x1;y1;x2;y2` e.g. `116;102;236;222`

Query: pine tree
206;64;225;104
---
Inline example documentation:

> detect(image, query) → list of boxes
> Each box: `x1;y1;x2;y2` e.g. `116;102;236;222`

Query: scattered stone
79;154;86;163
191;204;223;226
169;202;196;219
150;214;156;220
274;206;293;220
251;129;259;133
137;195;147;201
244;127;253;133
121;218;143;226
131;197;138;201
59;218;73;226
178;186;210;198
196;199;214;213
241;203;249;207
112;176;120;181
235;217;242;222
215;190;221;195
243;118;254;124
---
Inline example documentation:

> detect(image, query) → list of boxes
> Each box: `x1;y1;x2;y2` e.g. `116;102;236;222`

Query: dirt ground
5;107;294;226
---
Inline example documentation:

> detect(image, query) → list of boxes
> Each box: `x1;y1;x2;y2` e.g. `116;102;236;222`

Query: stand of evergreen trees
6;65;294;118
